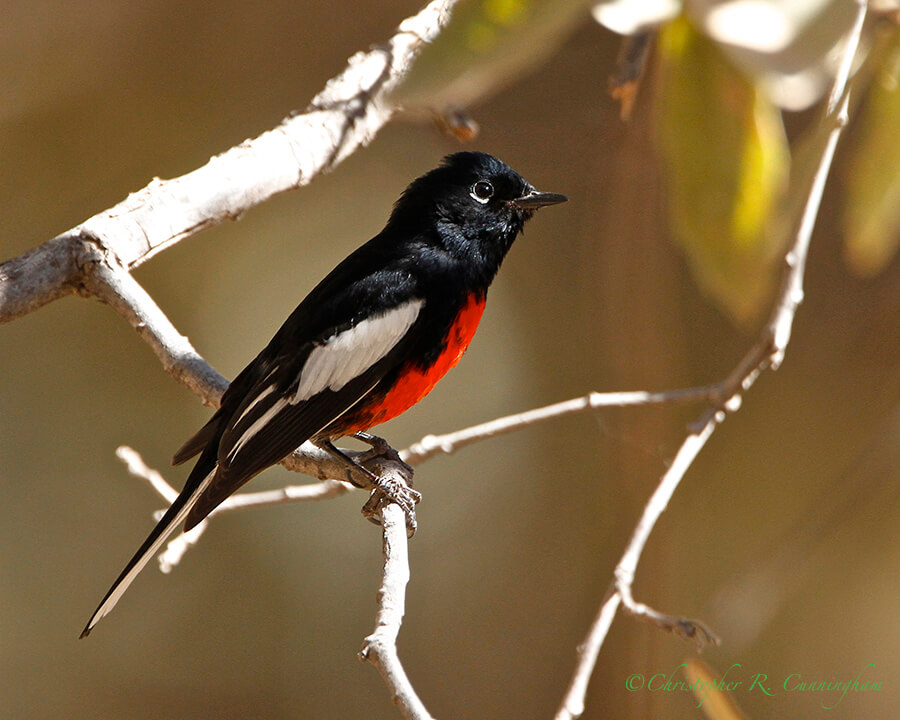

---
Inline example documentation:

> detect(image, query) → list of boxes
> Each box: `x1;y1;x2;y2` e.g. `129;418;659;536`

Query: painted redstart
81;152;566;637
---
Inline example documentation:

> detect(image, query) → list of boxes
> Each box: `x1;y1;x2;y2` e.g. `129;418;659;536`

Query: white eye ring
470;180;494;204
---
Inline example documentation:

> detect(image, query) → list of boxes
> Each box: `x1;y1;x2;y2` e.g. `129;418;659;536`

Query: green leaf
656;18;790;324
843;35;900;277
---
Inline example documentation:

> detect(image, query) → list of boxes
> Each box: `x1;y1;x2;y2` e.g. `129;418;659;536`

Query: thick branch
0;0;459;324
0;236;84;319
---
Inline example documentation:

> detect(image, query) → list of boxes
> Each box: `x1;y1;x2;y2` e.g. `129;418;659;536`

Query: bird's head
387;152;567;276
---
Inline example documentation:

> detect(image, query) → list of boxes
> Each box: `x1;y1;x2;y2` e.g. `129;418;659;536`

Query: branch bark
360;503;434;720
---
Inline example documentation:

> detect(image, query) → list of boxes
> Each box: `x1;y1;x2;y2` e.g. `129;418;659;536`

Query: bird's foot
356;440;419;537
361;474;421;537
314;434;420;536
353;431;397;460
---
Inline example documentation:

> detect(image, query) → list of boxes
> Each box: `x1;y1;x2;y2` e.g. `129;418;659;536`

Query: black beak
511;190;568;209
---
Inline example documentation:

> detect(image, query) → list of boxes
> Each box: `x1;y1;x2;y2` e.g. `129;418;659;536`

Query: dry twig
555;2;868;717
359;503;434;720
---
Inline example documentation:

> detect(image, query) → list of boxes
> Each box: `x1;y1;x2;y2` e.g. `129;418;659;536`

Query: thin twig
401;385;719;465
116;445;354;516
555;3;868;718
208;479;353;510
119;383;721;552
116;446;179;504
115;445;353;572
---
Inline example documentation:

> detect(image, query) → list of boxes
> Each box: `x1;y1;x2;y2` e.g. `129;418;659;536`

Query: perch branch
360;503;434;720
116;445;354;517
555;3;867;718
119;383;724;567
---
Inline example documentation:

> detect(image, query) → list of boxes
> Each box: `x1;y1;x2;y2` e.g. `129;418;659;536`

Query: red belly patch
348;295;485;430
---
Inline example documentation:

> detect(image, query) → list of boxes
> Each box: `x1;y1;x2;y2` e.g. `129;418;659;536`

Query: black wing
181;271;427;529
82;244;433;635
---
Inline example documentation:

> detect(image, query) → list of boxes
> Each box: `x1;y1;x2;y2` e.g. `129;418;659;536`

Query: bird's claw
361;476;421;538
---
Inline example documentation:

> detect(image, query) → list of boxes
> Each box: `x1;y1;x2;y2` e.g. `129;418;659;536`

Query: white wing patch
292;299;424;403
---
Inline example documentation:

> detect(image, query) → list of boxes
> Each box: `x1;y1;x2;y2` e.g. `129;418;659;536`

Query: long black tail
80;444;218;638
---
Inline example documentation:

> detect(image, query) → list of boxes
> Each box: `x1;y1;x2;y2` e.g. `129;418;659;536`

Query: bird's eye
470;180;494;204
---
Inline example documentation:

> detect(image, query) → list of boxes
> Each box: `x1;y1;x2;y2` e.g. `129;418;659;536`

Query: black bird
81;151;566;636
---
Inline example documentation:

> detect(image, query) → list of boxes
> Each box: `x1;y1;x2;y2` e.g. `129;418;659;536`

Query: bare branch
0;236;83;320
556;3;868;717
360;503;435;720
401;385;719;465
208;479;353;510
0;0;459;325
118;449;422;713
116;444;355;516
115;383;722;566
86;255;230;405
116;446;179;504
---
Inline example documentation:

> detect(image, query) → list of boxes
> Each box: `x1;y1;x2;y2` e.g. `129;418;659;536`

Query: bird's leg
314;438;375;488
314;436;420;537
351;433;420;531
352;431;414;481
352;430;392;456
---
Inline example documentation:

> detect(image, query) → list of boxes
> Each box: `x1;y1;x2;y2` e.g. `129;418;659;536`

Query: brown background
1;1;898;718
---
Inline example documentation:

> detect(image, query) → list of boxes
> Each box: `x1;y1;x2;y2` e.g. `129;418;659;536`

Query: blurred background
1;0;898;718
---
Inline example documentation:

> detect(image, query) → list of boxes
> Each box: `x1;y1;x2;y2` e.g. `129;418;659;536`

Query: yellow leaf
684;659;752;720
843;35;900;276
656;18;790;324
